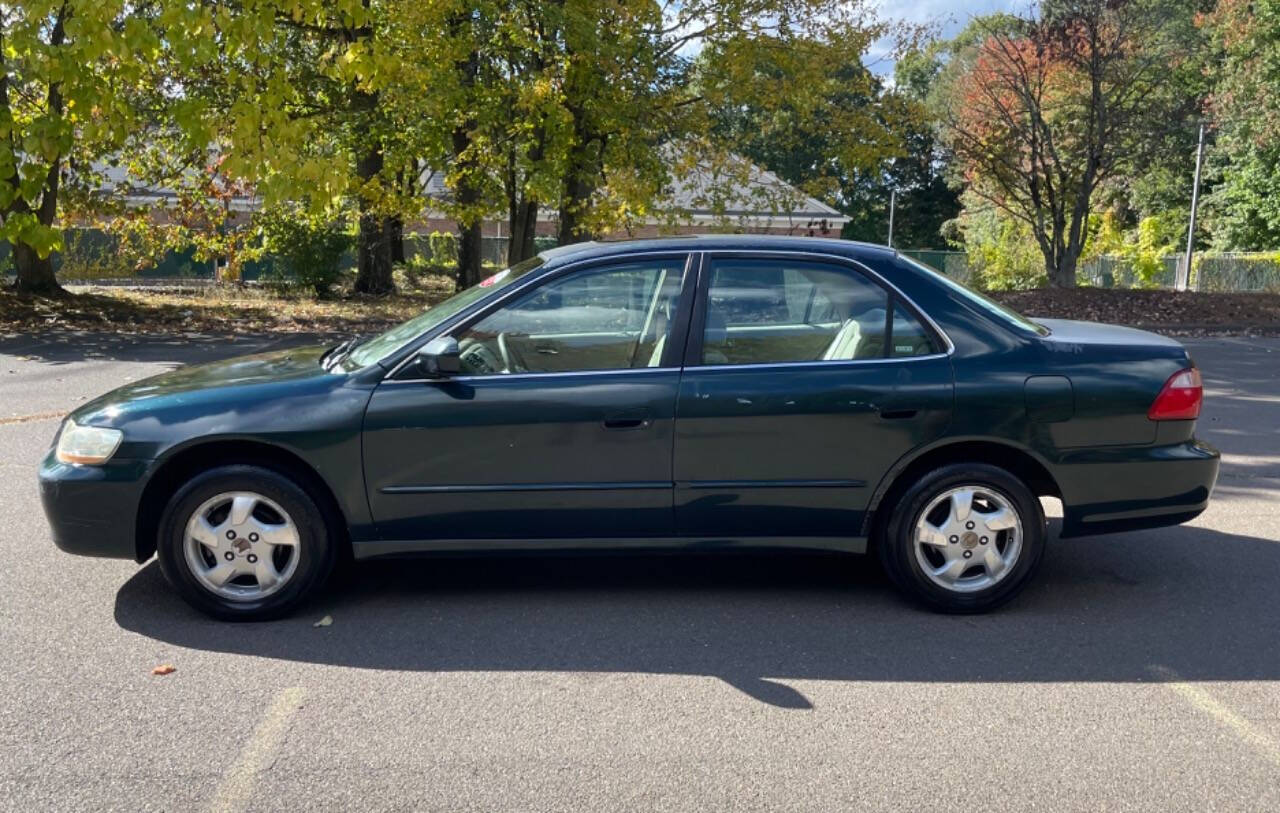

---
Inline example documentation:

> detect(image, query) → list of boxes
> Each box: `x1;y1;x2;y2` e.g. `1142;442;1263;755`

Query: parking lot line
1150;666;1280;767
208;687;306;813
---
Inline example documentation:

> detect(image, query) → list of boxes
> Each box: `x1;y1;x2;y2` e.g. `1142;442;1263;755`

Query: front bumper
1056;439;1220;538
39;449;150;561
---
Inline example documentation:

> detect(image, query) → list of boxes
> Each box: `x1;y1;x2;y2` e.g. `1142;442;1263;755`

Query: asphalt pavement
1;332;1278;812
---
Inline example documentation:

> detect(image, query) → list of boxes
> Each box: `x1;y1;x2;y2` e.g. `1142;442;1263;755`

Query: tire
156;464;336;621
879;463;1046;613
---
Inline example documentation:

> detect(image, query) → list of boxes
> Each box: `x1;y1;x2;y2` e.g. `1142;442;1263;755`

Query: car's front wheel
156;465;336;620
879;463;1046;613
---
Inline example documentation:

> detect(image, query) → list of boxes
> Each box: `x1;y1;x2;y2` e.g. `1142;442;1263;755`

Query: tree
160;0;431;294
460;0;896;255
934;1;1198;287
1;1;162;295
704;25;925;243
1201;0;1280;249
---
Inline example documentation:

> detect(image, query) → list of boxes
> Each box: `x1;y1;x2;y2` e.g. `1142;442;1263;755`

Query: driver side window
453;259;686;375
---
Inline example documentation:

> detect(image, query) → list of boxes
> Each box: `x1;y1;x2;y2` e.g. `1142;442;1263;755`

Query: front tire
879;463;1046;613
156;465;336;621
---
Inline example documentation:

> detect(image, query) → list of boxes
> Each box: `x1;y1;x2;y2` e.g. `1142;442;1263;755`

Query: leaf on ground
151;664;176;676
313;615;333;628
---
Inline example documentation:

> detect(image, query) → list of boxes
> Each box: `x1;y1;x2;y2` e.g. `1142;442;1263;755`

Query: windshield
346;256;546;367
900;256;1049;336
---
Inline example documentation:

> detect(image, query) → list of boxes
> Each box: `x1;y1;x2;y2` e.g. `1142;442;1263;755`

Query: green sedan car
39;236;1219;619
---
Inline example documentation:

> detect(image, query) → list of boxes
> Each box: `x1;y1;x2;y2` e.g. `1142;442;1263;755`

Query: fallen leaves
313;615;333;628
991;288;1280;335
0;285;449;337
151;664;176;676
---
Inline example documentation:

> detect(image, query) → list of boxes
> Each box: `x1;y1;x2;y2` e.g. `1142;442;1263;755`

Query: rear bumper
39;450;149;561
1056;439;1220;538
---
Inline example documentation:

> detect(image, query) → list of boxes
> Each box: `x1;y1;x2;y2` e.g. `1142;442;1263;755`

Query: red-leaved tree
937;1;1193;287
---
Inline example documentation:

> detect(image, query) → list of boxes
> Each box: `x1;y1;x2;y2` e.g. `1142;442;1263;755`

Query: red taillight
1148;368;1203;421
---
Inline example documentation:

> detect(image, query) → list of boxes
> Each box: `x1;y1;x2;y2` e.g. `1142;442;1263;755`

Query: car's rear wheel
879;463;1045;613
157;465;335;621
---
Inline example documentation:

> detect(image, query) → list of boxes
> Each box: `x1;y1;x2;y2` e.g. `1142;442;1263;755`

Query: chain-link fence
902;249;1280;293
9;232;1280;292
1189;253;1280;293
898;250;979;286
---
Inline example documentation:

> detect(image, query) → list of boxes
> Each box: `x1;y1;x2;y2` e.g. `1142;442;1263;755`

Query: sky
866;0;1024;75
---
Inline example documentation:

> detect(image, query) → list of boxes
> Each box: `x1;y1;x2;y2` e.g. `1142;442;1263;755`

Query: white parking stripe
1150;666;1280;767
208;687;306;813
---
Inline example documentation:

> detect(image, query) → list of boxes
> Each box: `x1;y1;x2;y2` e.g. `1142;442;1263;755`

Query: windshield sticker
478;269;511;288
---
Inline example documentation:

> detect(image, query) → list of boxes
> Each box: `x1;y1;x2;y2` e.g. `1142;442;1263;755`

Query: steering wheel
457;337;502;375
496;333;530;373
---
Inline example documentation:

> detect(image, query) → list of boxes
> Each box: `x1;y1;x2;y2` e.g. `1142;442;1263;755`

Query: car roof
537;234;899;265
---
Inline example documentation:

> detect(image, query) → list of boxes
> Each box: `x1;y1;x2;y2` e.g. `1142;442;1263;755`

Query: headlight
55;420;123;465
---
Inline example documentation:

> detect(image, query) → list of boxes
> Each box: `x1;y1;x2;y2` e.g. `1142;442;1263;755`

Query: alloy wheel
182;491;301;601
912;485;1023;593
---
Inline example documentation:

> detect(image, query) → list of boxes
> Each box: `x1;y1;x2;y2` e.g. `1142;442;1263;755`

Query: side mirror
414;336;461;378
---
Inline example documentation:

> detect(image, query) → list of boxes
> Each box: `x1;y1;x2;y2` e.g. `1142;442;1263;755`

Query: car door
363;254;694;543
673;252;954;542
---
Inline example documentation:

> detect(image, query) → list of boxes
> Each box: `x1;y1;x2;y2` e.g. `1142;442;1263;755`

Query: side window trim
681;250;950;369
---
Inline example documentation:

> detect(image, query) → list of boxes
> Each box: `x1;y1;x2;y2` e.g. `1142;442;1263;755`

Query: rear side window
890;302;937;357
699;258;938;365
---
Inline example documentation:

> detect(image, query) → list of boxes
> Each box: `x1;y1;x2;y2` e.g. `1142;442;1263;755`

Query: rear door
673;252;954;541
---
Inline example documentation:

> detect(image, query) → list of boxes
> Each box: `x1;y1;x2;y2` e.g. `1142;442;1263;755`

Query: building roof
660;157;846;224
423;154;848;229
100;153;849;228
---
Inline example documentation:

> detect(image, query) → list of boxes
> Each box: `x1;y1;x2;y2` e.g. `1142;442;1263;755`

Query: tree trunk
558;138;599;246
355;209;395;295
557;170;595;245
508;198;538;265
6;9;66;297
389;215;405;265
11;243;61;295
1046;254;1078;289
353;145;395;295
457;221;483;288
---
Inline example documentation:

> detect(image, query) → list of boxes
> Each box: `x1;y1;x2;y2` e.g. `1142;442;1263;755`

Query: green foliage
1201;0;1280;250
0;1;169;291
1081;211;1182;288
55;229;138;281
393;253;455;292
256;206;354;297
945;195;1046;290
930;1;1205;286
427;232;459;267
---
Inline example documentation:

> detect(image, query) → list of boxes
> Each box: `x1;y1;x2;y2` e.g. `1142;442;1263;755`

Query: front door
673;254;954;541
363;255;692;543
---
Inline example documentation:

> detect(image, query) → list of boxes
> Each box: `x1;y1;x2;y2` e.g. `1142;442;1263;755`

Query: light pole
1179;122;1206;291
887;188;896;249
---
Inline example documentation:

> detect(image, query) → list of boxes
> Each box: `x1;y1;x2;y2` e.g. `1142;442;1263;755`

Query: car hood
71;346;334;425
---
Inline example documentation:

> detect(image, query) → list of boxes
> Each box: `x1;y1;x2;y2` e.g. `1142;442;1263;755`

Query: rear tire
879;463;1045;613
156;465;336;621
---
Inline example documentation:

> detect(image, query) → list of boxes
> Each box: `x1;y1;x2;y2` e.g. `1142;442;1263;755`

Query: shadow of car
114;521;1280;708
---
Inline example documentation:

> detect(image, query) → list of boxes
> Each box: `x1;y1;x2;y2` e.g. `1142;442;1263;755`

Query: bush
393;253;454;292
946;204;1045;291
427;231;458;267
256;206;353;297
54;229;133;281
